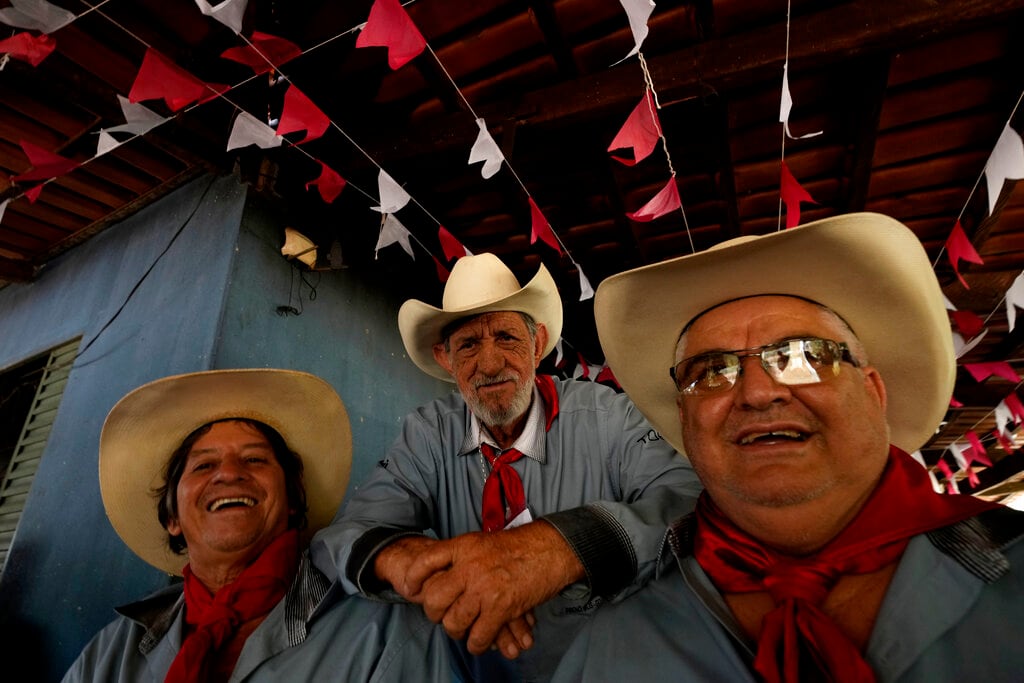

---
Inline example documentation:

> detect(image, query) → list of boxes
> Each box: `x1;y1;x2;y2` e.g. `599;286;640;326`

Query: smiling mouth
208;497;257;512
738;430;807;445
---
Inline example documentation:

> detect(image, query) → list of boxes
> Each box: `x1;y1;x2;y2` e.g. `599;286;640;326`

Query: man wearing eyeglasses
551;213;1024;682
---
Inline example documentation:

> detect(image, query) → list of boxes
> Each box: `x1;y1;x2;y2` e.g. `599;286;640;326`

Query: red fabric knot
480;442;527;532
693;446;1000;683
165;529;299;683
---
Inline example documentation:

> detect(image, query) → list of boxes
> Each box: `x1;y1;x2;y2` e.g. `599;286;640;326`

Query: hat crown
442;253;523;311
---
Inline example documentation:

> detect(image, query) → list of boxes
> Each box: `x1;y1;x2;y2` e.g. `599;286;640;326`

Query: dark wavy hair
154;419;307;555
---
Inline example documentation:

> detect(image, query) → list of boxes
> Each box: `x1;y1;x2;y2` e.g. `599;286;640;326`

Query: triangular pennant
221;31;302;74
780;160;816;228
984;123;1024;215
194;0;247;35
10;140;79;183
468;118;504;179
355;0;426;70
1005;392;1024;424
965;431;993;467
595;365;619;388
0;0;76;33
305;161;346;203
103;95;168;136
0;31;56;66
943;293;956;310
944;220;984;289
577;263;594;301
371;169;411;214
608;89;661;166
965;466;980;488
0;199;8;223
948;441;970;471
626;177;681;222
1006;271;1024;332
952;328;987;359
25;185;44;203
438;225;468;262
277;85;329;144
554;339;565;367
375;214;414;259
432;255;450;283
963;361;1020;384
616;0;655;62
950;396;964;408
95;130;121;156
529;197;562;254
779;62;823;140
128;48;228;111
950;309;985;339
992;428;1016;455
226;110;282;150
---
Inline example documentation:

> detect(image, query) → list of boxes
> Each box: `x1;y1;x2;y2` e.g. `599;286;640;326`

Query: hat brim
398;264;563;381
595;212;953;455
99;369;352;576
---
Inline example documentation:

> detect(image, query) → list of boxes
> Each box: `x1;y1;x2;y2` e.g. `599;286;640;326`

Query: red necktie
480;443;527;532
693;447;999;683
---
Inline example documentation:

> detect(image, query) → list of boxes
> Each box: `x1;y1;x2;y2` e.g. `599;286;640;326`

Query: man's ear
166;517;181;537
533;323;550;367
432;343;454;374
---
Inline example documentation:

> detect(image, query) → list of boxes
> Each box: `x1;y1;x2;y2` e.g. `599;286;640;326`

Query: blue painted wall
0;173;448;681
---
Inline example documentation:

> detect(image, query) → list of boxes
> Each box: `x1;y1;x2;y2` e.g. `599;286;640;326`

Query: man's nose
733;356;792;408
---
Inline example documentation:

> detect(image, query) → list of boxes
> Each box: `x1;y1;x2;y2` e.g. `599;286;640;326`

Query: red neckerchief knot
478;375;558;532
164;529;299;683
693;447;999;683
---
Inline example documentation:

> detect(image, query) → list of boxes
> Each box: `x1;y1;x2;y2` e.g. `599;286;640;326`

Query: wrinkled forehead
676;295;855;352
442;310;534;342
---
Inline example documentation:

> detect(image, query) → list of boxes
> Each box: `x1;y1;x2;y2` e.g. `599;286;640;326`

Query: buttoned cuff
347;526;427;597
542;505;636;598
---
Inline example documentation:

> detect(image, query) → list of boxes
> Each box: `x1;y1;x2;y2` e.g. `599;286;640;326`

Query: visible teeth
740;430;802;445
209;497;256;511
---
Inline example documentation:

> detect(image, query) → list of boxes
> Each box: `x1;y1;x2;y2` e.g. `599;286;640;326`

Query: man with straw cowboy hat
311;252;702;682
63;368;455;682
551;213;1024;682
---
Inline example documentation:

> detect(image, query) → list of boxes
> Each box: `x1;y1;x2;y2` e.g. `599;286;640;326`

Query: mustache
471;373;518;390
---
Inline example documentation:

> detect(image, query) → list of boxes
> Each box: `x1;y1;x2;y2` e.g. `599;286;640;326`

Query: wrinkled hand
372;535;441;602
402;521;584;657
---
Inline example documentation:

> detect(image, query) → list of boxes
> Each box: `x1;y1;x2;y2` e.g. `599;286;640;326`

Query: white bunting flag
375;214;414;260
617;0;655;62
371;170;411;214
468;118;504;179
779;62;822;140
195;0;248;35
577;264;594;301
1006;271;1024;332
984;123;1024;215
0;0;76;33
226;110;283;150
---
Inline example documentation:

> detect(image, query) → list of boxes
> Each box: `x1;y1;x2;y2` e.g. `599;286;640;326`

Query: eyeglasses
669;337;860;395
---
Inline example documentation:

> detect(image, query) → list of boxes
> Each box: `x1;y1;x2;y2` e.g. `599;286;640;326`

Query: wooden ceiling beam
361;0;1024;162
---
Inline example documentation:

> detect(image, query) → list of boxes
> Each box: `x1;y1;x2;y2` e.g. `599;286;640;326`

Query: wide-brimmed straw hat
398;252;563;381
99;368;352;576
594;212;953;455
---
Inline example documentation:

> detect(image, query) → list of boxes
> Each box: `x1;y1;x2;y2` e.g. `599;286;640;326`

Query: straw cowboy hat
594;212;953;455
99;368;352;576
398;252;564;381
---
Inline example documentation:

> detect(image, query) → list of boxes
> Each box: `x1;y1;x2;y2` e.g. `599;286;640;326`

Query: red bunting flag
433;255;450;283
949;396;964;408
25;186;44;203
780;160;816;228
950;310;986;339
0;31;56;66
992;428;1016;455
438;225;467;262
529;198;562;254
595;365;620;388
278;85;329;144
608;89;661;166
935;457;955;479
11;140;79;186
356;0;426;70
305;161;346;203
966;466;980;488
221;31;301;75
128;48;228;112
1005;392;1024;423
964;361;1021;384
945;220;984;289
626;177;681;222
965;431;993;467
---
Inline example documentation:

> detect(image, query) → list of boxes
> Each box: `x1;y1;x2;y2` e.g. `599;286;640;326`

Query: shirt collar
460;376;558;462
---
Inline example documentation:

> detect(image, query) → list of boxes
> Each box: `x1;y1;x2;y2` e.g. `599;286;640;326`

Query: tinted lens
677;353;740;393
762;339;840;385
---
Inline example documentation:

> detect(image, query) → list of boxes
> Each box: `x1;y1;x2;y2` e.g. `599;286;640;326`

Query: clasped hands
373;521;583;659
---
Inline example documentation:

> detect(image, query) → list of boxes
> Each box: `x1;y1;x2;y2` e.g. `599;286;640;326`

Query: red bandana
165;529;299;683
478;375;559;532
693;447;999;683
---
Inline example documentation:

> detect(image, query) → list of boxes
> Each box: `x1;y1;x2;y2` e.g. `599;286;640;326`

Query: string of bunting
2;0;1024;425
